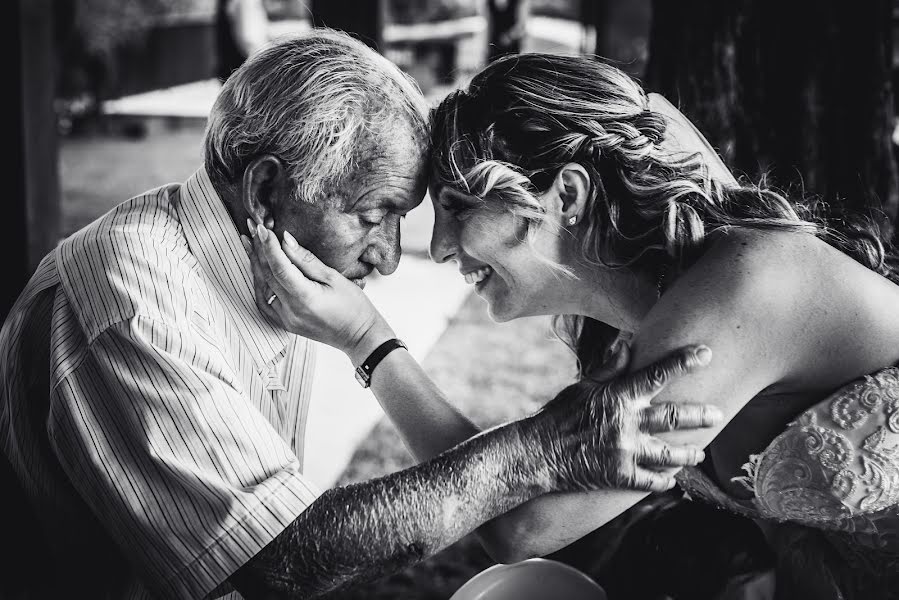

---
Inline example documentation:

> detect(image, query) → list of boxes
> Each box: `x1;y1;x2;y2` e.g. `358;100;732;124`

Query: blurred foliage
386;0;585;24
529;0;580;20
386;0;480;24
71;0;214;59
264;0;310;20
55;0;215;125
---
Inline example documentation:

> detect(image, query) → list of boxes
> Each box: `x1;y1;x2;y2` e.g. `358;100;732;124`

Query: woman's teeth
464;267;492;285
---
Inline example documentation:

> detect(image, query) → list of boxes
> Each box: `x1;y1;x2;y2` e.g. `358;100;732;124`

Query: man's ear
548;163;591;227
241;155;286;230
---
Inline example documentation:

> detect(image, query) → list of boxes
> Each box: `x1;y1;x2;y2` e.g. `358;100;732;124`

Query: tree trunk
6;0;60;324
582;0;612;56
310;0;383;51
644;0;899;241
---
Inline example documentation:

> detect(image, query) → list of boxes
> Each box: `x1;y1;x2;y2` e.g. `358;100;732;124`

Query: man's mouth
348;264;374;290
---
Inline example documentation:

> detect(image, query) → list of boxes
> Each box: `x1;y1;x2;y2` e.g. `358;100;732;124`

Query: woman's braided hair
429;52;898;377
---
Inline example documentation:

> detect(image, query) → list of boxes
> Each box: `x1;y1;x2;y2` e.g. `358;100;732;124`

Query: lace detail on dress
679;367;899;533
676;466;758;518
732;367;899;540
671;365;899;576
674;367;899;598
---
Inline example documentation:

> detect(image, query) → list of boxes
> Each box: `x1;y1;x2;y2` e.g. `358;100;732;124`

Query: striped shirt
0;167;320;599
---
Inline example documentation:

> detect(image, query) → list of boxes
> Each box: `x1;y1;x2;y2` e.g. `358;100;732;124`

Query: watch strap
354;338;407;388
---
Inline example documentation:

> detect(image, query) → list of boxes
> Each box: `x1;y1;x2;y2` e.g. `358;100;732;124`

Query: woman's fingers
639;402;722;433
638;437;705;468
615;345;712;401
244;235;286;319
253;225;314;297
279;231;338;285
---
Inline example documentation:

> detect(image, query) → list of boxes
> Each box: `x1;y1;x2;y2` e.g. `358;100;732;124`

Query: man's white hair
204;29;430;202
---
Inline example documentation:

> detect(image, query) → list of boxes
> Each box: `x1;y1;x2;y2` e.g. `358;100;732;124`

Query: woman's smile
463;265;493;287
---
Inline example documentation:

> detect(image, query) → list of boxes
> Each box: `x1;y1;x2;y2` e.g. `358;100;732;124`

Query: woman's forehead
435;186;478;204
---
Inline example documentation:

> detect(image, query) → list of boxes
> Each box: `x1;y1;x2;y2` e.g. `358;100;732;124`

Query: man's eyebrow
350;190;403;212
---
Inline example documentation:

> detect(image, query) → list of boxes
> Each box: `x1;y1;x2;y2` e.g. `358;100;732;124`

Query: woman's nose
429;216;457;264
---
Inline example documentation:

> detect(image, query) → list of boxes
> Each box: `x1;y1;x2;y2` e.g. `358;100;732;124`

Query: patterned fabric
677;366;899;598
0;167;320;599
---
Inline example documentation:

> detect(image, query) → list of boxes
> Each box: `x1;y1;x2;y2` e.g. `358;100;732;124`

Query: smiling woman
431;183;574;322
425;52;899;598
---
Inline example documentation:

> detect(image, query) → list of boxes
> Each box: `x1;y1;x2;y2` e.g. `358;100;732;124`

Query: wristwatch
354;338;407;388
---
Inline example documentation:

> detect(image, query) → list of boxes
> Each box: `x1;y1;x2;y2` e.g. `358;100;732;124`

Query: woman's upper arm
628;233;801;448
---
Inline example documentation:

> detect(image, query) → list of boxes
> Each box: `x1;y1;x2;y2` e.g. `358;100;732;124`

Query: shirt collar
176;166;290;372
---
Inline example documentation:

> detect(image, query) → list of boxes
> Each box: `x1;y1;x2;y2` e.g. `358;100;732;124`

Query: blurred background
8;1;899;597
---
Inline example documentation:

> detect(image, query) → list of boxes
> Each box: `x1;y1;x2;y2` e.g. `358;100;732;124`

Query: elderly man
1;30;718;599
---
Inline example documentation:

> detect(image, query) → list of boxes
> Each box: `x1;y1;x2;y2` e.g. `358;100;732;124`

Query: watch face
355;367;370;388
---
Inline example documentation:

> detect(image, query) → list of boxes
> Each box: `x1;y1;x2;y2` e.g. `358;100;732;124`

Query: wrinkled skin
528;342;715;493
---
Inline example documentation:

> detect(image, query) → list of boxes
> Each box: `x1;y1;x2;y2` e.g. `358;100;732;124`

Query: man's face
273;130;427;287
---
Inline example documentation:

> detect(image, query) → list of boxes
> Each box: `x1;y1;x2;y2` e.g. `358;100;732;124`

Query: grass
59;121;206;237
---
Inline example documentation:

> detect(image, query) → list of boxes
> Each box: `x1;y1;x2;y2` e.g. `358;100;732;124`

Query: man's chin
352;278;366;290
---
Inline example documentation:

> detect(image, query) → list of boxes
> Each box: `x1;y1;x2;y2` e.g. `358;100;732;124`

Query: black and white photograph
4;0;899;598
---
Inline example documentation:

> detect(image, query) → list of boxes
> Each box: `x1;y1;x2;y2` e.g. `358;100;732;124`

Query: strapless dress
676;366;899;599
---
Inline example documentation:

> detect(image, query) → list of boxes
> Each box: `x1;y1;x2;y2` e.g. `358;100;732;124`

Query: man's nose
375;217;402;275
429;215;457;264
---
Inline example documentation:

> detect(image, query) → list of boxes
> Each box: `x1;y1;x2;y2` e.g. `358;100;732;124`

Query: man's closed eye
360;210;387;226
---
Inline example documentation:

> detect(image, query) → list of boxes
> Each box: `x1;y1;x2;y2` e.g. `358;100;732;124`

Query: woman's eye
441;203;473;221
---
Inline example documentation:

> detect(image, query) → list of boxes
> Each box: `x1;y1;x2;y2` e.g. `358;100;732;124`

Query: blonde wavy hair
429;53;897;377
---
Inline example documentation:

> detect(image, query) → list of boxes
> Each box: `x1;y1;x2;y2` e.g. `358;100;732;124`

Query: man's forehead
349;174;426;212
349;152;427;208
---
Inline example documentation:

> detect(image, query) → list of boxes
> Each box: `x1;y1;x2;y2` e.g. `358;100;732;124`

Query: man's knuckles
645;363;671;389
661;403;680;430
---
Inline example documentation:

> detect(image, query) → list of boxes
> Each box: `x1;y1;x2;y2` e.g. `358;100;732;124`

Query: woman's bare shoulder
648;227;899;394
641;228;810;346
694;227;819;284
625;229;809;447
697;226;892;292
663;227;859;320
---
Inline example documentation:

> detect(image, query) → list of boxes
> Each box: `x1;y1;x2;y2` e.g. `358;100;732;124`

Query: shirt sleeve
48;314;321;599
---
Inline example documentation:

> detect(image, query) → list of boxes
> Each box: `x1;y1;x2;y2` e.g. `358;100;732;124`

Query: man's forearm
231;418;548;599
360;347;606;563
360;348;611;563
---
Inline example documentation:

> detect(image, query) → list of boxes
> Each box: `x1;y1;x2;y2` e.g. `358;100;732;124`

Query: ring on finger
266;292;278;305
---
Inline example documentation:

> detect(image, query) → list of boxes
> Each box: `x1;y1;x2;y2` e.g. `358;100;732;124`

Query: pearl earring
568;215;577;226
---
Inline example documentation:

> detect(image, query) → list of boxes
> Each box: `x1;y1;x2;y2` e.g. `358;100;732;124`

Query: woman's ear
550;163;591;227
241;155;286;231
